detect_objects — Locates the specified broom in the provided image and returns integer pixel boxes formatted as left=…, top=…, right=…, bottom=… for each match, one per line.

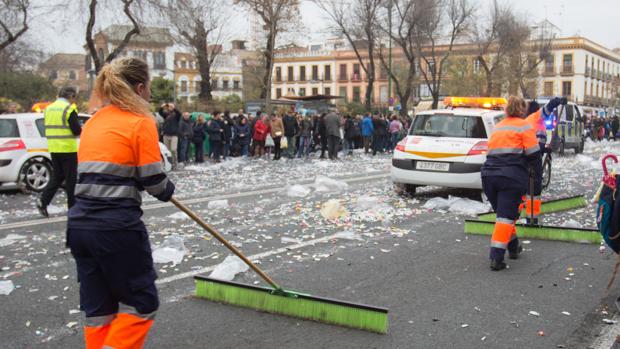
left=170, top=197, right=389, bottom=333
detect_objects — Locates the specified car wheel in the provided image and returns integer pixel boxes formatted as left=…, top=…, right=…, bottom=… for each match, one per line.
left=541, top=155, right=552, bottom=190
left=395, top=183, right=418, bottom=196
left=20, top=157, right=52, bottom=192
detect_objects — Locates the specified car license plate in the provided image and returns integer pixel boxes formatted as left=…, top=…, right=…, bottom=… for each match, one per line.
left=416, top=161, right=450, bottom=172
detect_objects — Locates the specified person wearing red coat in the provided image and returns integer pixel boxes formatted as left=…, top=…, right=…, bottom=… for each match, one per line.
left=253, top=115, right=271, bottom=158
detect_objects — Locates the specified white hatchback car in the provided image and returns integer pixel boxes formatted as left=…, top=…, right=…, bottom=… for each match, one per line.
left=0, top=113, right=173, bottom=192
left=391, top=97, right=507, bottom=194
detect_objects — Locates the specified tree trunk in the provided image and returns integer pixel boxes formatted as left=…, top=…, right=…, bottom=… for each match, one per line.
left=260, top=28, right=275, bottom=101
left=431, top=91, right=439, bottom=109
left=193, top=26, right=213, bottom=102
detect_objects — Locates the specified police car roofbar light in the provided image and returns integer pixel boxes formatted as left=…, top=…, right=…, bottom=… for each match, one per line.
left=443, top=97, right=508, bottom=110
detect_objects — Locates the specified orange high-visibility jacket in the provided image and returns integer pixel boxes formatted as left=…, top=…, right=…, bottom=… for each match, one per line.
left=481, top=116, right=541, bottom=186
left=68, top=105, right=174, bottom=230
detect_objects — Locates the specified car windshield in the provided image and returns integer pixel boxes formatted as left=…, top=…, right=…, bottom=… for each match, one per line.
left=409, top=114, right=487, bottom=138
left=0, top=119, right=19, bottom=137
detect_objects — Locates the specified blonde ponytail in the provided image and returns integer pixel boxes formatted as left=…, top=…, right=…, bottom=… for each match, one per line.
left=90, top=58, right=153, bottom=117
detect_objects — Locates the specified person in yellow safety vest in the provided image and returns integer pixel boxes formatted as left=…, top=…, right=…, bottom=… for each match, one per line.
left=522, top=97, right=567, bottom=225
left=36, top=86, right=82, bottom=217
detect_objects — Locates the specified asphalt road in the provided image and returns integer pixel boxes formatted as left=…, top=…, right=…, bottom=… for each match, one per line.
left=1, top=148, right=619, bottom=348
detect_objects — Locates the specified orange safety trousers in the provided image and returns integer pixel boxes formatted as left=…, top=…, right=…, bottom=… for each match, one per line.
left=85, top=312, right=154, bottom=349
left=519, top=195, right=542, bottom=218
left=490, top=218, right=517, bottom=250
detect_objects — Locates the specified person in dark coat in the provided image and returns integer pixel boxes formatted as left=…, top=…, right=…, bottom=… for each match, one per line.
left=159, top=103, right=181, bottom=169
left=233, top=116, right=251, bottom=157
left=192, top=115, right=207, bottom=163
left=371, top=115, right=384, bottom=155
left=177, top=112, right=194, bottom=164
left=612, top=115, right=619, bottom=141
left=207, top=113, right=224, bottom=162
left=222, top=111, right=233, bottom=160
left=325, top=111, right=341, bottom=160
left=317, top=114, right=328, bottom=158
left=343, top=115, right=356, bottom=156
left=282, top=112, right=299, bottom=158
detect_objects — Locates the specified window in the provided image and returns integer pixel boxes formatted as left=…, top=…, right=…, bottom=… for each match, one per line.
left=287, top=66, right=294, bottom=81
left=339, top=86, right=347, bottom=101
left=153, top=52, right=166, bottom=69
left=312, top=87, right=318, bottom=95
left=564, top=105, right=574, bottom=122
left=35, top=118, right=45, bottom=136
left=299, top=87, right=306, bottom=96
left=223, top=80, right=229, bottom=89
left=352, top=86, right=361, bottom=102
left=0, top=119, right=19, bottom=137
left=427, top=59, right=435, bottom=74
left=353, top=64, right=360, bottom=80
left=473, top=58, right=481, bottom=73
left=544, top=82, right=554, bottom=96
left=276, top=67, right=282, bottom=82
left=211, top=79, right=218, bottom=89
left=49, top=70, right=57, bottom=80
left=562, top=81, right=572, bottom=97
left=562, top=54, right=573, bottom=73
left=325, top=65, right=331, bottom=81
left=276, top=88, right=282, bottom=98
left=584, top=81, right=587, bottom=96
left=379, top=66, right=387, bottom=79
left=181, top=80, right=188, bottom=93
left=69, top=70, right=76, bottom=80
left=324, top=87, right=331, bottom=96
left=339, top=64, right=347, bottom=80
left=181, top=60, right=187, bottom=69
left=233, top=80, right=240, bottom=89
left=545, top=55, right=554, bottom=74
left=195, top=81, right=201, bottom=94
left=299, top=66, right=306, bottom=81
left=312, top=65, right=318, bottom=80
left=410, top=114, right=487, bottom=138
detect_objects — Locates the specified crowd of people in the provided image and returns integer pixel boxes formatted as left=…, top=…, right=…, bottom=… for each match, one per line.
left=155, top=103, right=412, bottom=169
left=585, top=114, right=620, bottom=141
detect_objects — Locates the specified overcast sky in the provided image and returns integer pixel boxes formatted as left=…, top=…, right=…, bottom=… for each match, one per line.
left=28, top=0, right=620, bottom=55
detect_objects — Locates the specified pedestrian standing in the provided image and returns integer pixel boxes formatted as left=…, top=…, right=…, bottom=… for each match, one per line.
left=36, top=86, right=81, bottom=217
left=343, top=115, right=356, bottom=156
left=253, top=114, right=270, bottom=158
left=233, top=116, right=251, bottom=157
left=67, top=57, right=175, bottom=348
left=248, top=113, right=257, bottom=156
left=282, top=112, right=299, bottom=158
left=371, top=115, right=383, bottom=155
left=361, top=113, right=374, bottom=154
left=296, top=114, right=313, bottom=158
left=192, top=115, right=207, bottom=163
left=325, top=111, right=341, bottom=160
left=270, top=114, right=284, bottom=160
left=317, top=114, right=328, bottom=158
left=207, top=113, right=224, bottom=162
left=160, top=103, right=181, bottom=170
left=482, top=96, right=540, bottom=271
left=389, top=115, right=403, bottom=151
left=177, top=112, right=194, bottom=164
left=222, top=111, right=233, bottom=159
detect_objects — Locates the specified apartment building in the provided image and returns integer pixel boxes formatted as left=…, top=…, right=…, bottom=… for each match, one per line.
left=39, top=53, right=88, bottom=93
left=271, top=49, right=337, bottom=100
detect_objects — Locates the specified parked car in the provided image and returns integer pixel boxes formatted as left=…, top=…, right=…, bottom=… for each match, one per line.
left=536, top=98, right=585, bottom=154
left=0, top=113, right=173, bottom=192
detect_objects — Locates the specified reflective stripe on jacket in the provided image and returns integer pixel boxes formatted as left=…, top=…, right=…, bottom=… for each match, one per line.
left=481, top=116, right=541, bottom=187
left=68, top=105, right=174, bottom=231
left=44, top=99, right=78, bottom=153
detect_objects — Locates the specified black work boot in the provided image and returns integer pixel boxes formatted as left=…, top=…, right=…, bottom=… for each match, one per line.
left=508, top=245, right=523, bottom=260
left=490, top=260, right=507, bottom=271
left=525, top=217, right=540, bottom=226
left=36, top=197, right=49, bottom=218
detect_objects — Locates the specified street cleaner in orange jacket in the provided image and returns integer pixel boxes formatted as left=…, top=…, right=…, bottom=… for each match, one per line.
left=482, top=96, right=541, bottom=271
left=521, top=97, right=568, bottom=225
left=67, top=57, right=175, bottom=348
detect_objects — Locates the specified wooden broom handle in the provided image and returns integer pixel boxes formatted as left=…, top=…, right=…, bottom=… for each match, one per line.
left=170, top=197, right=280, bottom=290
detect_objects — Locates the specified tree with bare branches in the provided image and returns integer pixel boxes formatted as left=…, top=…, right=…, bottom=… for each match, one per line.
left=412, top=0, right=472, bottom=109
left=152, top=0, right=226, bottom=102
left=235, top=0, right=299, bottom=104
left=84, top=0, right=144, bottom=73
left=315, top=0, right=383, bottom=112
left=508, top=21, right=552, bottom=98
left=0, top=0, right=30, bottom=52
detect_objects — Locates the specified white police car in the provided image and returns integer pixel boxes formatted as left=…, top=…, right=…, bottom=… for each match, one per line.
left=392, top=97, right=507, bottom=194
left=0, top=113, right=173, bottom=192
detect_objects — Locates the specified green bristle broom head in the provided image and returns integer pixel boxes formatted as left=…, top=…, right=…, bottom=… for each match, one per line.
left=464, top=219, right=601, bottom=244
left=477, top=195, right=588, bottom=222
left=194, top=276, right=389, bottom=334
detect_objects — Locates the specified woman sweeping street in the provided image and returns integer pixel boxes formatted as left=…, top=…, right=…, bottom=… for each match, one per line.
left=481, top=96, right=541, bottom=271
left=67, top=57, right=175, bottom=348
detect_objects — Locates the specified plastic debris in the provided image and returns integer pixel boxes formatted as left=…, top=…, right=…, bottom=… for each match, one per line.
left=320, top=199, right=348, bottom=220
left=209, top=255, right=249, bottom=281
left=152, top=234, right=187, bottom=266
left=208, top=200, right=229, bottom=210
left=0, top=234, right=27, bottom=247
left=333, top=230, right=364, bottom=241
left=313, top=176, right=349, bottom=193
left=602, top=318, right=617, bottom=325
left=285, top=184, right=311, bottom=198
left=0, top=280, right=15, bottom=295
left=356, top=196, right=380, bottom=211
left=528, top=311, right=540, bottom=317
left=167, top=212, right=189, bottom=220
left=562, top=219, right=582, bottom=228
left=281, top=237, right=302, bottom=244
left=422, top=196, right=490, bottom=215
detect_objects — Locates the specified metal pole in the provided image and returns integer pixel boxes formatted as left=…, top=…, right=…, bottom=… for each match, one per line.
left=387, top=0, right=393, bottom=110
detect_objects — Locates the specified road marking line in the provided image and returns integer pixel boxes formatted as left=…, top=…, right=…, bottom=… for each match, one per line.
left=0, top=173, right=389, bottom=231
left=590, top=315, right=620, bottom=349
left=157, top=232, right=342, bottom=285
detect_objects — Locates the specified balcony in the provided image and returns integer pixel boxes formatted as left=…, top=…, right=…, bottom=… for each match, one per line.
left=543, top=67, right=555, bottom=76
left=585, top=67, right=591, bottom=77
left=561, top=65, right=574, bottom=76
left=351, top=73, right=362, bottom=82
left=338, top=74, right=348, bottom=82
